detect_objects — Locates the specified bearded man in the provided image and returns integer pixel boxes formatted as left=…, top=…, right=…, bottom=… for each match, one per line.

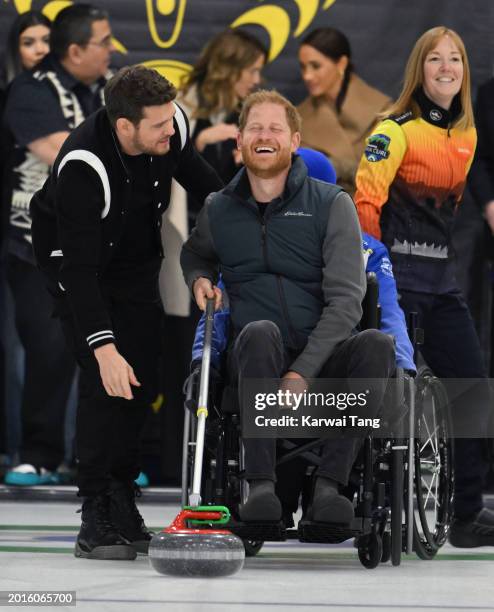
left=30, top=65, right=222, bottom=560
left=180, top=90, right=395, bottom=527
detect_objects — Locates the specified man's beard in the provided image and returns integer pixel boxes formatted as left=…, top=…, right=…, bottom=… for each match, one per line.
left=132, top=132, right=170, bottom=156
left=242, top=145, right=292, bottom=179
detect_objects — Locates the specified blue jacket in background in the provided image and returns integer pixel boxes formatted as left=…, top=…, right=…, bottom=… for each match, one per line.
left=192, top=233, right=416, bottom=372
left=362, top=233, right=415, bottom=371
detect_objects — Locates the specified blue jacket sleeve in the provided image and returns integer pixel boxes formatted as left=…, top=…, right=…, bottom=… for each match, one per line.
left=191, top=278, right=229, bottom=370
left=364, top=237, right=416, bottom=372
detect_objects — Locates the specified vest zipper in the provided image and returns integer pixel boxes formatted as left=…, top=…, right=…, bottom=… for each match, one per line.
left=276, top=275, right=298, bottom=349
left=260, top=218, right=268, bottom=268
left=260, top=214, right=298, bottom=348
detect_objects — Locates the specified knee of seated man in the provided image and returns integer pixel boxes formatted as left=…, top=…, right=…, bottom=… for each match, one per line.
left=358, top=329, right=396, bottom=364
left=241, top=320, right=282, bottom=347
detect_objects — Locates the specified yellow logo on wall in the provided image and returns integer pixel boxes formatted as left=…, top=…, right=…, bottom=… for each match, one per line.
left=142, top=0, right=337, bottom=82
left=144, top=0, right=337, bottom=62
left=12, top=0, right=337, bottom=83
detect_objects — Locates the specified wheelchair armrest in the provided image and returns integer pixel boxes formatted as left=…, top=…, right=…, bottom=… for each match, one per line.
left=361, top=272, right=381, bottom=330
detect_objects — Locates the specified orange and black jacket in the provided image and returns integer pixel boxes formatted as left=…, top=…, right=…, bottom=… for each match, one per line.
left=355, top=88, right=476, bottom=293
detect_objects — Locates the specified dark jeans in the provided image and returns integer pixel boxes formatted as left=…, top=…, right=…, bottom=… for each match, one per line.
left=229, top=321, right=395, bottom=486
left=7, top=255, right=75, bottom=469
left=60, top=298, right=162, bottom=497
left=399, top=289, right=491, bottom=519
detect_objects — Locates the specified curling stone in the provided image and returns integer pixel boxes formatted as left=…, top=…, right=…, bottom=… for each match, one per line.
left=149, top=508, right=245, bottom=577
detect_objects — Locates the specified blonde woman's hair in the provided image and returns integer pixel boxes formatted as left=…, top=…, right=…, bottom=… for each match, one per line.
left=180, top=29, right=267, bottom=119
left=384, top=26, right=474, bottom=130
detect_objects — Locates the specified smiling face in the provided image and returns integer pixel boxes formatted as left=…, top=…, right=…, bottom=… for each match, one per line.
left=298, top=44, right=347, bottom=101
left=422, top=35, right=463, bottom=109
left=238, top=102, right=300, bottom=179
left=19, top=24, right=50, bottom=70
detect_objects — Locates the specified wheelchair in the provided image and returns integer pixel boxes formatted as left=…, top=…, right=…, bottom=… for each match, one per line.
left=181, top=275, right=454, bottom=569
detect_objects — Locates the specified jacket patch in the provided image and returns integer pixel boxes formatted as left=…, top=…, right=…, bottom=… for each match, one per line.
left=429, top=109, right=442, bottom=122
left=390, top=111, right=413, bottom=125
left=284, top=211, right=313, bottom=217
left=364, top=134, right=391, bottom=162
left=380, top=256, right=394, bottom=277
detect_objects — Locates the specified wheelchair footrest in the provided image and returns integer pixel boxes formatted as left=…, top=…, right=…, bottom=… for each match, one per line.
left=227, top=520, right=286, bottom=541
left=298, top=518, right=364, bottom=544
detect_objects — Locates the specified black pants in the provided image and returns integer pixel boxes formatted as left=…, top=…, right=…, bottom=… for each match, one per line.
left=400, top=289, right=491, bottom=519
left=6, top=255, right=75, bottom=470
left=61, top=297, right=162, bottom=497
left=229, top=321, right=395, bottom=486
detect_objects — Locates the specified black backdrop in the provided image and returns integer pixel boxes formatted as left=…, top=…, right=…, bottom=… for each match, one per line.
left=1, top=0, right=493, bottom=103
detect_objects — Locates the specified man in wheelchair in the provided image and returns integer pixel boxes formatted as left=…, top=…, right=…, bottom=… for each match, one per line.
left=181, top=90, right=397, bottom=526
left=190, top=236, right=416, bottom=526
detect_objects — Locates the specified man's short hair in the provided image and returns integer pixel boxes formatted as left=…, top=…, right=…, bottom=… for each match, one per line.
left=50, top=4, right=109, bottom=60
left=104, top=65, right=177, bottom=127
left=239, top=89, right=302, bottom=134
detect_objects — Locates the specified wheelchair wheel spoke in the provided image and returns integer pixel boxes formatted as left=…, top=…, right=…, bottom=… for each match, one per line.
left=421, top=416, right=439, bottom=455
left=422, top=471, right=439, bottom=511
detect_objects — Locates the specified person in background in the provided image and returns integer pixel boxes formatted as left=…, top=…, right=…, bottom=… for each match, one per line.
left=469, top=77, right=494, bottom=239
left=179, top=28, right=267, bottom=183
left=1, top=11, right=51, bottom=86
left=355, top=26, right=494, bottom=547
left=297, top=27, right=390, bottom=194
left=468, top=76, right=494, bottom=377
left=2, top=4, right=114, bottom=486
left=0, top=10, right=51, bottom=479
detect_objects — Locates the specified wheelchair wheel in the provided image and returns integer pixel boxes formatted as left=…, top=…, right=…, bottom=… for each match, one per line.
left=357, top=531, right=382, bottom=569
left=412, top=367, right=453, bottom=560
left=243, top=540, right=264, bottom=557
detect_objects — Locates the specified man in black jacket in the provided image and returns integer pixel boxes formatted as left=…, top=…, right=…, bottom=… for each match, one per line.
left=3, top=3, right=114, bottom=487
left=31, top=65, right=223, bottom=560
left=181, top=90, right=395, bottom=526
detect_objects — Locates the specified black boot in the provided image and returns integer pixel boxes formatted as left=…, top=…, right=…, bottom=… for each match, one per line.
left=75, top=493, right=136, bottom=560
left=109, top=482, right=154, bottom=554
left=306, top=476, right=354, bottom=525
left=449, top=508, right=494, bottom=548
left=239, top=479, right=282, bottom=522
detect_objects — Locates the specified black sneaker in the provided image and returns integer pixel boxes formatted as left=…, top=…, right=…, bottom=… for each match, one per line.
left=449, top=508, right=494, bottom=548
left=75, top=494, right=136, bottom=560
left=305, top=477, right=354, bottom=525
left=238, top=480, right=282, bottom=522
left=109, top=482, right=154, bottom=554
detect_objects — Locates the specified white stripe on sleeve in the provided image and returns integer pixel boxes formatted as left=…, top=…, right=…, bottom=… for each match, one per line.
left=58, top=149, right=111, bottom=219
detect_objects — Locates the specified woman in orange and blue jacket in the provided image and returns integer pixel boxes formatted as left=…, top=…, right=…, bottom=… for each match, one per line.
left=355, top=26, right=493, bottom=548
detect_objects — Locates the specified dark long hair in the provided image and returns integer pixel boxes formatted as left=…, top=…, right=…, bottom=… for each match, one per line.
left=4, top=11, right=51, bottom=84
left=300, top=27, right=354, bottom=113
